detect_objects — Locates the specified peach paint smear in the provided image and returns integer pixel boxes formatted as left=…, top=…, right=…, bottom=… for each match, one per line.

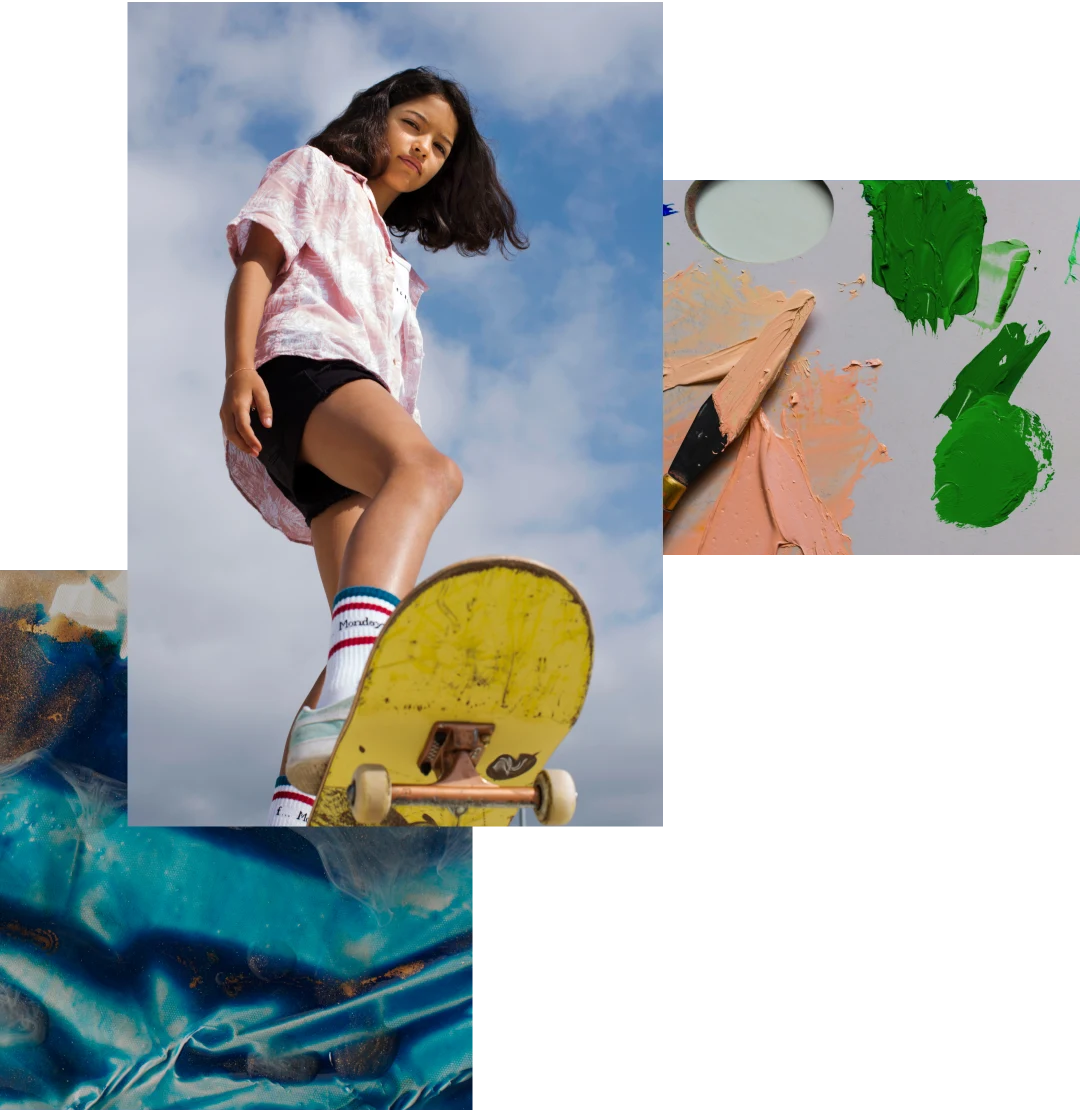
left=670, top=357, right=890, bottom=555
left=663, top=259, right=788, bottom=390
left=781, top=357, right=892, bottom=529
left=663, top=257, right=788, bottom=544
left=664, top=259, right=891, bottom=553
left=695, top=411, right=848, bottom=554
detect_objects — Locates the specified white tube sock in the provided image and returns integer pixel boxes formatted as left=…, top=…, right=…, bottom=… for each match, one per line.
left=267, top=777, right=314, bottom=826
left=315, top=586, right=399, bottom=708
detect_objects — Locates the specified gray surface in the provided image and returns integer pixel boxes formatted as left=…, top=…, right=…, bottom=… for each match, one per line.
left=663, top=180, right=1080, bottom=554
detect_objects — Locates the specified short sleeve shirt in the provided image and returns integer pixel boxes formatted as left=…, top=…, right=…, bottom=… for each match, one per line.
left=224, top=146, right=428, bottom=544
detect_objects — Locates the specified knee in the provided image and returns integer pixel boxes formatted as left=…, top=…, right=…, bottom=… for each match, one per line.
left=398, top=448, right=462, bottom=509
left=431, top=451, right=463, bottom=509
left=441, top=454, right=464, bottom=504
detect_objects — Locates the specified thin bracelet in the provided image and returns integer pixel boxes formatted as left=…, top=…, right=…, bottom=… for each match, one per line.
left=225, top=367, right=256, bottom=380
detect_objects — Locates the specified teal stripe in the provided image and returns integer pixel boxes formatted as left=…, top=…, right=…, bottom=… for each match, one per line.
left=274, top=776, right=290, bottom=787
left=0, top=221, right=123, bottom=232
left=333, top=582, right=399, bottom=608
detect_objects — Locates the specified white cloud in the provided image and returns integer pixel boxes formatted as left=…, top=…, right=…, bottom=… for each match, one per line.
left=129, top=5, right=392, bottom=153
left=393, top=3, right=663, bottom=119
left=128, top=3, right=662, bottom=154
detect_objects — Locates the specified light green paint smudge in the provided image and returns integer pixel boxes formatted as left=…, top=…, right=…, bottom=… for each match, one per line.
left=1067, top=219, right=1079, bottom=284
left=860, top=180, right=986, bottom=333
left=969, top=239, right=1030, bottom=329
left=933, top=323, right=1054, bottom=528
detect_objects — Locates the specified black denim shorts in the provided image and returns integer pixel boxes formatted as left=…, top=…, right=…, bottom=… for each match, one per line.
left=254, top=355, right=389, bottom=526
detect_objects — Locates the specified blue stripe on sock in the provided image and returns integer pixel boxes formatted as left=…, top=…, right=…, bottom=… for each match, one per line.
left=333, top=585, right=400, bottom=608
left=275, top=776, right=290, bottom=788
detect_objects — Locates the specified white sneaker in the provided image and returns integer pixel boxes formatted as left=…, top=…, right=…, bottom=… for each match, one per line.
left=284, top=695, right=353, bottom=795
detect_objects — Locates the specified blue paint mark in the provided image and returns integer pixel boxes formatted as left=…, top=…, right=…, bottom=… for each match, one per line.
left=662, top=203, right=677, bottom=217
left=946, top=182, right=953, bottom=191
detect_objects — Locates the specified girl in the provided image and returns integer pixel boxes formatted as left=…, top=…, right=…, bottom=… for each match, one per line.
left=220, top=68, right=527, bottom=825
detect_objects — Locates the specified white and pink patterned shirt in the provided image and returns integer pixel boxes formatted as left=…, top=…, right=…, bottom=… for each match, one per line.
left=225, top=145, right=428, bottom=544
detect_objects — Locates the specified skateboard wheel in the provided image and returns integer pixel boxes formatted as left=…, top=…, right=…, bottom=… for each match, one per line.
left=534, top=769, right=576, bottom=826
left=348, top=764, right=392, bottom=825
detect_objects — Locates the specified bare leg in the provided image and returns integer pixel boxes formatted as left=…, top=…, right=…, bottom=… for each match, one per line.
left=278, top=380, right=461, bottom=785
left=277, top=494, right=371, bottom=778
left=297, top=379, right=463, bottom=598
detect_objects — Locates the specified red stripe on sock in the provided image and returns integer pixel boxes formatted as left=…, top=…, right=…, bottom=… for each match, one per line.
left=332, top=600, right=393, bottom=619
left=327, top=635, right=377, bottom=658
left=273, top=789, right=315, bottom=804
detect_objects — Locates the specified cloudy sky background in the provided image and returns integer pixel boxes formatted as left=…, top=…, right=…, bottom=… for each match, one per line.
left=127, top=2, right=662, bottom=826
left=124, top=2, right=666, bottom=826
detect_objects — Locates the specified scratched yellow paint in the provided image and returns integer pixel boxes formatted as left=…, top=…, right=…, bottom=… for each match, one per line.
left=308, top=559, right=592, bottom=827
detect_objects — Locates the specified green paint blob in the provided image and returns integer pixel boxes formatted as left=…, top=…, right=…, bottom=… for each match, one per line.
left=860, top=180, right=986, bottom=332
left=937, top=321, right=1051, bottom=420
left=933, top=395, right=1053, bottom=527
left=970, top=239, right=1030, bottom=329
left=933, top=322, right=1054, bottom=528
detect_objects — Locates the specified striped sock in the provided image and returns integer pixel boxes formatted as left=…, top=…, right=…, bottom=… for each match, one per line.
left=267, top=776, right=314, bottom=826
left=315, top=586, right=399, bottom=708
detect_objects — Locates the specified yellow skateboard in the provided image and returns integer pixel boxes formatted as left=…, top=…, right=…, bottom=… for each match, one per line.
left=307, top=558, right=593, bottom=827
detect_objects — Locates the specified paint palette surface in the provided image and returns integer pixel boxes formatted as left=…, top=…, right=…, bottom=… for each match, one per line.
left=663, top=180, right=1079, bottom=554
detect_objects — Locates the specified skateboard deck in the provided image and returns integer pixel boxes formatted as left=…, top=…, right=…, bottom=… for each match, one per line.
left=307, top=557, right=593, bottom=827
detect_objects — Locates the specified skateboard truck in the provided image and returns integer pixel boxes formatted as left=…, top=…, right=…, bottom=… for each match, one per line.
left=344, top=721, right=577, bottom=825
left=417, top=722, right=494, bottom=780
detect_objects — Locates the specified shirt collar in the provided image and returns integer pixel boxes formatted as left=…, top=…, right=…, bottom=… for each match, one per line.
left=331, top=157, right=369, bottom=186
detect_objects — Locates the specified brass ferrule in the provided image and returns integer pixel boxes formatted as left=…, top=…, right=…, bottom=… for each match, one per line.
left=662, top=473, right=687, bottom=512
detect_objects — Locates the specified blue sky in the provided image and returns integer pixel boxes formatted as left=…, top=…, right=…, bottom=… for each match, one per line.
left=127, top=2, right=661, bottom=826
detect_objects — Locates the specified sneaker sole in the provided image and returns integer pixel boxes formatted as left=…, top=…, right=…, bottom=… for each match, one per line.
left=285, top=753, right=331, bottom=796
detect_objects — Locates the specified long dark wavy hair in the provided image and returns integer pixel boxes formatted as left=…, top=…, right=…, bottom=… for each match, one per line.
left=307, top=67, right=528, bottom=257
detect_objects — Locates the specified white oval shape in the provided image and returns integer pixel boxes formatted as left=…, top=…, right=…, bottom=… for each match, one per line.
left=687, top=180, right=834, bottom=264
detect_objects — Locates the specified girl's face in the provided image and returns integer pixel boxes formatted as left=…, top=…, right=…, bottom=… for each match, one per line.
left=379, top=95, right=459, bottom=194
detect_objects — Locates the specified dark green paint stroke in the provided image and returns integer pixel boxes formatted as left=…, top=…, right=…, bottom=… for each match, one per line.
left=933, top=396, right=1053, bottom=527
left=861, top=180, right=986, bottom=332
left=933, top=323, right=1054, bottom=528
left=937, top=321, right=1051, bottom=420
